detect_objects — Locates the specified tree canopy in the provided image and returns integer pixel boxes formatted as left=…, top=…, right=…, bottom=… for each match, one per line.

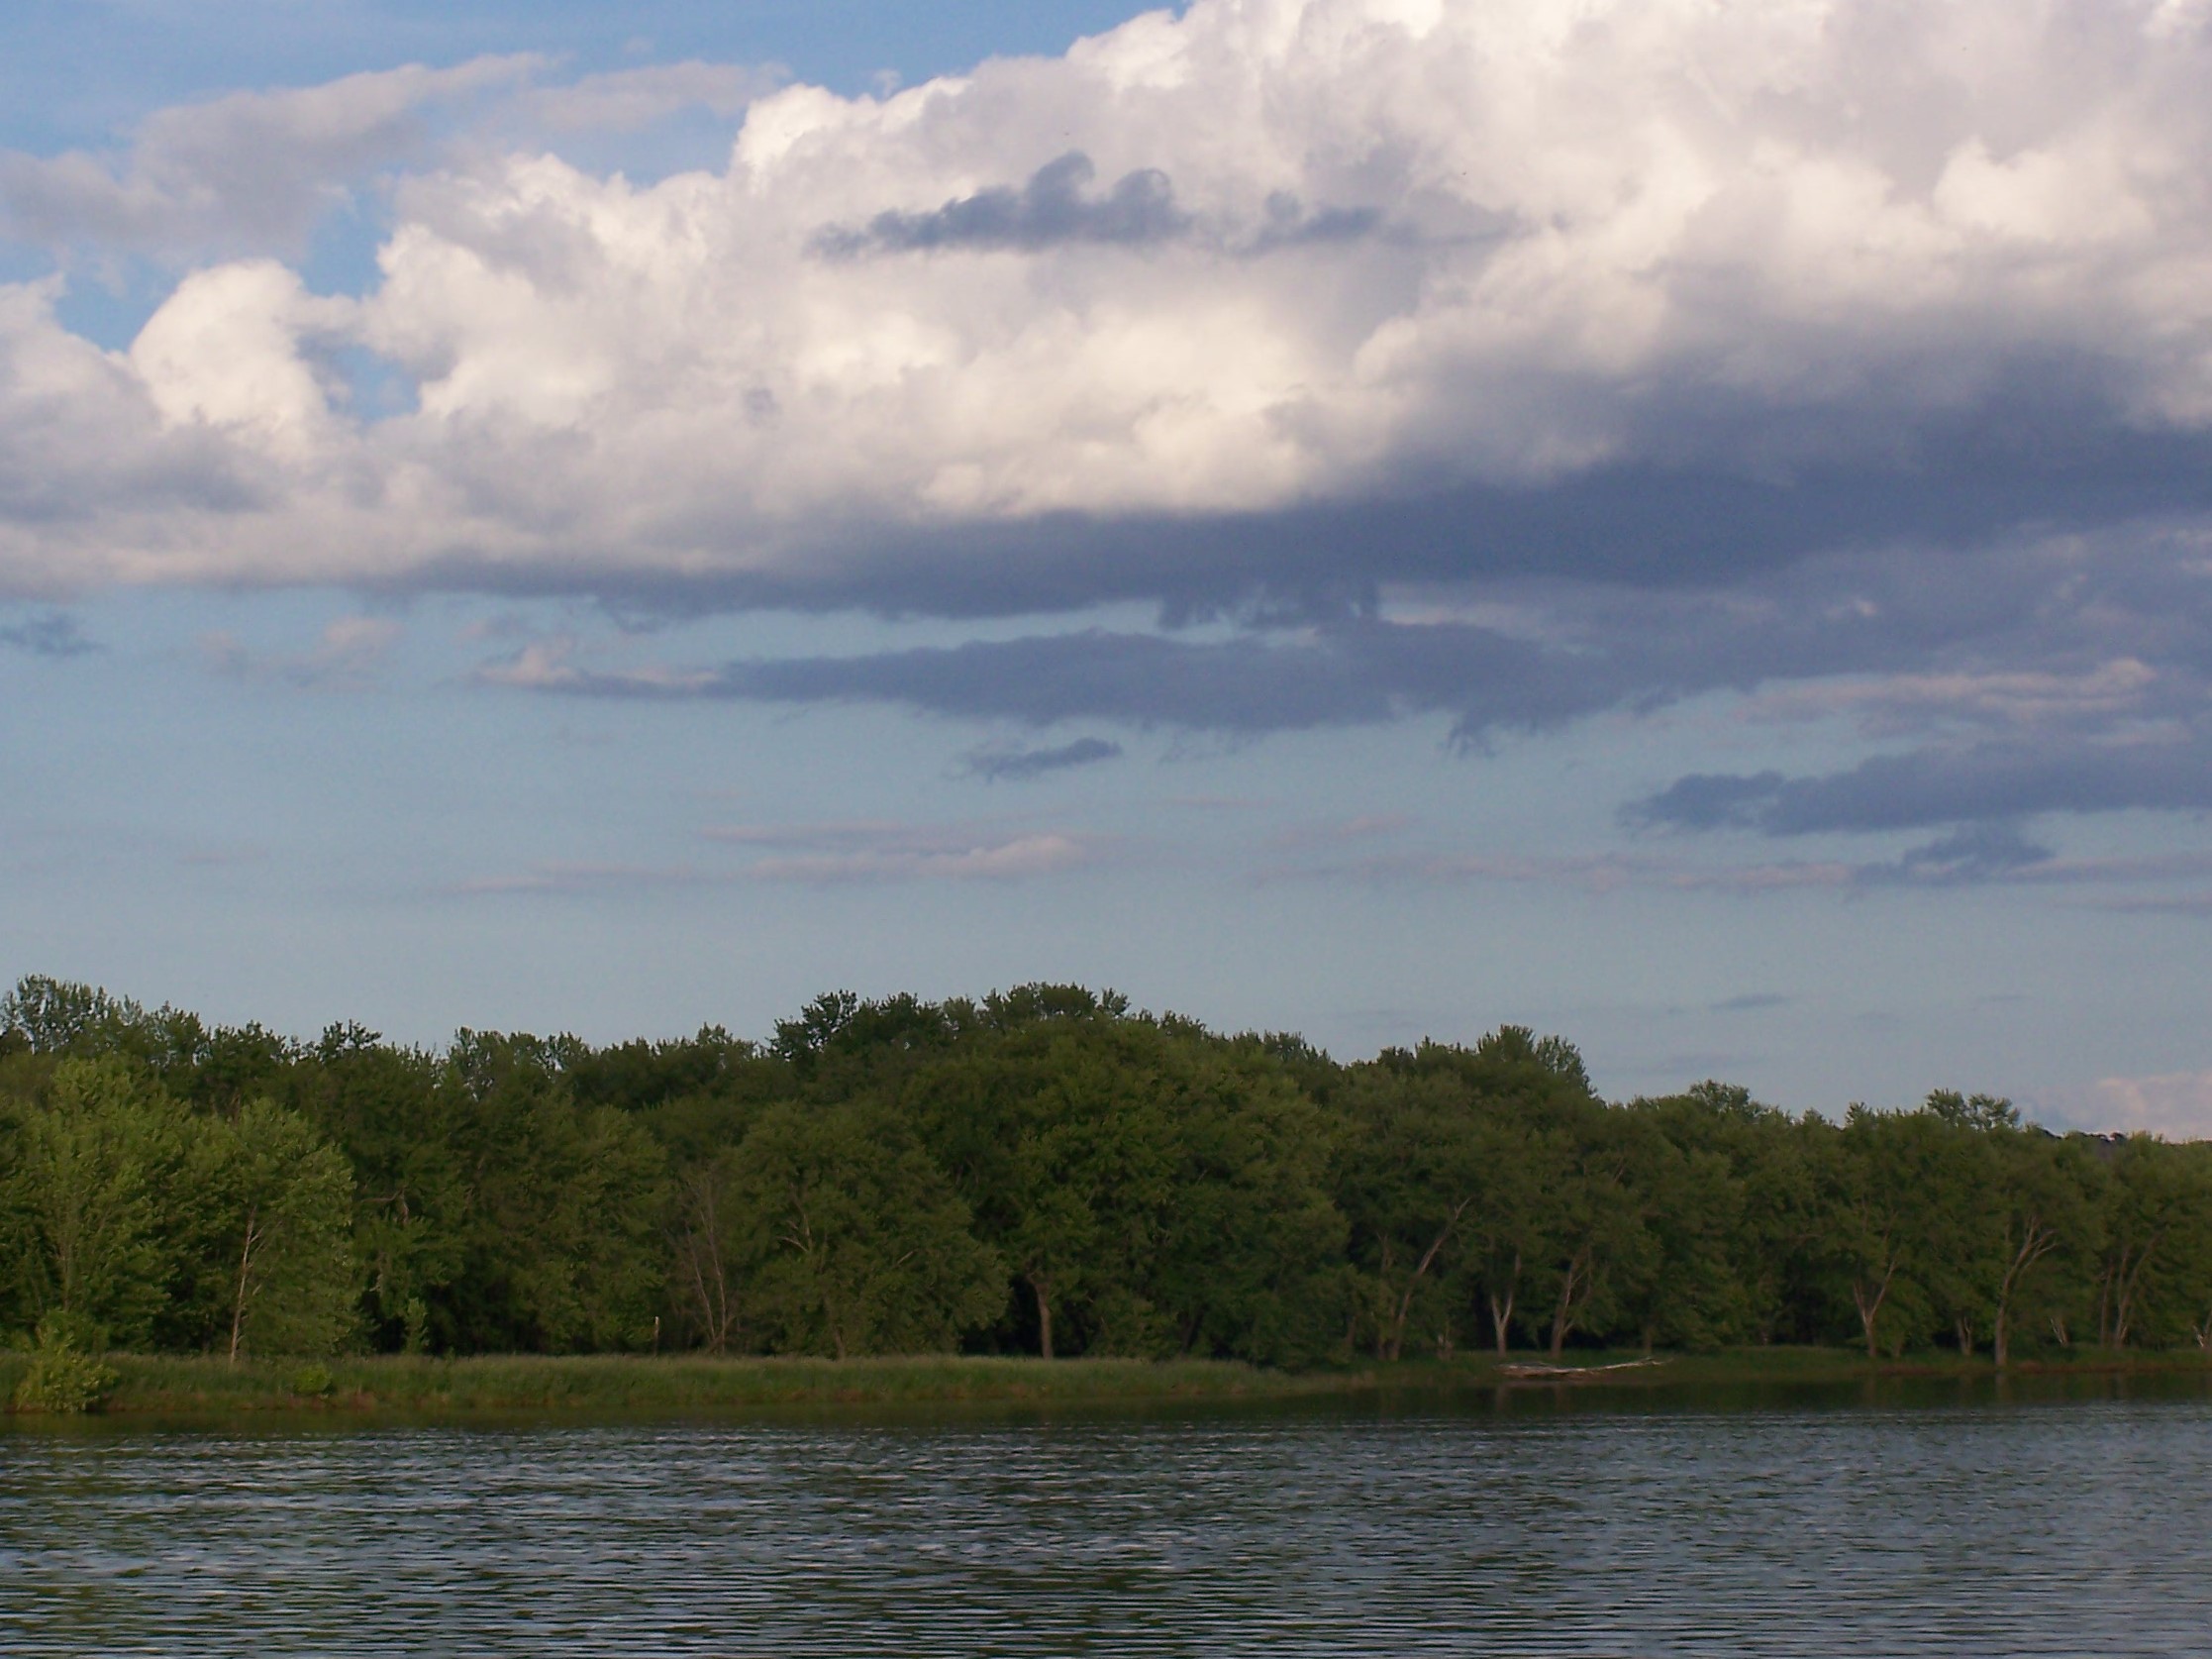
left=4, top=976, right=2208, bottom=1365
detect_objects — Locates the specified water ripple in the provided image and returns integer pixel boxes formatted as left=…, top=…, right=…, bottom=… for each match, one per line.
left=3, top=1399, right=2208, bottom=1655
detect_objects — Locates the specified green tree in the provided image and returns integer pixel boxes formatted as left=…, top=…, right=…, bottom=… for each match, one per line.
left=0, top=1058, right=183, bottom=1349
left=1, top=977, right=152, bottom=1058
left=288, top=1027, right=468, bottom=1352
left=1336, top=1029, right=1603, bottom=1361
left=904, top=1015, right=1178, bottom=1359
left=1985, top=1130, right=2090, bottom=1367
left=1818, top=1108, right=1942, bottom=1358
left=1143, top=1044, right=1346, bottom=1366
left=196, top=1099, right=357, bottom=1360
left=726, top=1101, right=1001, bottom=1358
left=1631, top=1086, right=1819, bottom=1346
left=441, top=1032, right=666, bottom=1352
left=667, top=1154, right=748, bottom=1354
left=1335, top=1063, right=1488, bottom=1361
left=2085, top=1136, right=2200, bottom=1348
left=1530, top=1103, right=1658, bottom=1358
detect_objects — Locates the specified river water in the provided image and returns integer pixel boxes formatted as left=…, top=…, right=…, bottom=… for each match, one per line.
left=4, top=1382, right=2209, bottom=1655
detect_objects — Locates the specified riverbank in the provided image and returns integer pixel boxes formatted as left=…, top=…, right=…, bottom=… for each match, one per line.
left=3, top=1352, right=1355, bottom=1416
left=5, top=1345, right=2208, bottom=1418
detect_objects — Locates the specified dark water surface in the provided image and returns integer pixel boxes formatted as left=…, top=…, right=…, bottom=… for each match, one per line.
left=5, top=1383, right=2210, bottom=1655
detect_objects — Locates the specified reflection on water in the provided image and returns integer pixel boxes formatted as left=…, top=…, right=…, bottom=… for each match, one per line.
left=4, top=1383, right=2210, bottom=1655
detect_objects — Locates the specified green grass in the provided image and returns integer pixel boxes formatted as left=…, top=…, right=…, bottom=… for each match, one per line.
left=0, top=1351, right=1375, bottom=1417
left=2, top=1345, right=2204, bottom=1419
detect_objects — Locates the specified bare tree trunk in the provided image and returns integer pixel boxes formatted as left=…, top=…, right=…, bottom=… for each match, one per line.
left=1549, top=1248, right=1589, bottom=1360
left=679, top=1234, right=732, bottom=1353
left=1489, top=1277, right=1517, bottom=1357
left=1853, top=1262, right=1895, bottom=1361
left=1371, top=1241, right=1395, bottom=1360
left=676, top=1174, right=737, bottom=1354
left=1386, top=1205, right=1467, bottom=1363
left=1031, top=1273, right=1055, bottom=1360
left=1992, top=1216, right=2056, bottom=1370
left=1954, top=1315, right=1974, bottom=1358
left=229, top=1206, right=261, bottom=1366
left=2110, top=1243, right=2158, bottom=1350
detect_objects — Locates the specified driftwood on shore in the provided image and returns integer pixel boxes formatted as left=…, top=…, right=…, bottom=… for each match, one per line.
left=1495, top=1358, right=1667, bottom=1381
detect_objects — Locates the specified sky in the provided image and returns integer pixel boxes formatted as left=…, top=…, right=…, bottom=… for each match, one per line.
left=5, top=0, right=2212, bottom=1135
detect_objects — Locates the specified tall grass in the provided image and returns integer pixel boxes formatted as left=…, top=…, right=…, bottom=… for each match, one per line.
left=2, top=1345, right=2202, bottom=1418
left=0, top=1352, right=1374, bottom=1416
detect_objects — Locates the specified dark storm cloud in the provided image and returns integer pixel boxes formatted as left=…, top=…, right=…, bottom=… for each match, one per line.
left=812, top=153, right=1190, bottom=257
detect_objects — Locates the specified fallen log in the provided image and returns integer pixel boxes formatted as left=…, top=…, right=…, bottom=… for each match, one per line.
left=1496, top=1357, right=1666, bottom=1381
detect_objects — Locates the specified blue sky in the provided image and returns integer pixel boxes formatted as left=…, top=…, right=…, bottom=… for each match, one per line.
left=5, top=0, right=2212, bottom=1133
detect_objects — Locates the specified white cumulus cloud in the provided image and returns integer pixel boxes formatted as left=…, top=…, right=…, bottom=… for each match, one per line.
left=3, top=0, right=2212, bottom=604
left=2047, top=1068, right=2212, bottom=1140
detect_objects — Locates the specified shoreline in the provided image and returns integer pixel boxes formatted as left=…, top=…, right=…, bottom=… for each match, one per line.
left=7, top=1347, right=2209, bottom=1421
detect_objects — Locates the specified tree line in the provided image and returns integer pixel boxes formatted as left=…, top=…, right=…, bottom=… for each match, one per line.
left=3, top=975, right=2209, bottom=1366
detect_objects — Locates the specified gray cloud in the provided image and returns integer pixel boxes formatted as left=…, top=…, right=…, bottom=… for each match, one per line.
left=491, top=519, right=2212, bottom=736
left=2095, top=892, right=2212, bottom=916
left=472, top=512, right=2212, bottom=853
left=446, top=862, right=716, bottom=897
left=0, top=612, right=96, bottom=658
left=515, top=61, right=780, bottom=134
left=0, top=57, right=539, bottom=260
left=699, top=818, right=1103, bottom=883
left=810, top=157, right=1392, bottom=263
left=812, top=152, right=1189, bottom=258
left=452, top=817, right=1106, bottom=892
left=391, top=411, right=2212, bottom=627
left=507, top=621, right=1600, bottom=737
left=1291, top=823, right=2200, bottom=897
left=961, top=737, right=1123, bottom=781
left=203, top=616, right=402, bottom=690
left=1857, top=822, right=2059, bottom=886
left=1246, top=191, right=1387, bottom=253
left=1630, top=734, right=2212, bottom=837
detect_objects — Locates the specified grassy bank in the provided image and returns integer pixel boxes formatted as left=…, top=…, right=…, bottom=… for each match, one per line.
left=5, top=1346, right=2207, bottom=1419
left=0, top=1351, right=1368, bottom=1417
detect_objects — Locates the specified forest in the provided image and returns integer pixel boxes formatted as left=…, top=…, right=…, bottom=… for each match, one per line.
left=3, top=975, right=2210, bottom=1370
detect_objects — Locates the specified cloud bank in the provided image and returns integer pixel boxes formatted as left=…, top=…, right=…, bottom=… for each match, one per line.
left=2, top=0, right=2209, bottom=600
left=6, top=0, right=2212, bottom=854
left=2043, top=1068, right=2212, bottom=1138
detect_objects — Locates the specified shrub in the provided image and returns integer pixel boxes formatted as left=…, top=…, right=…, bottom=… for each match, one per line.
left=289, top=1363, right=336, bottom=1399
left=13, top=1339, right=118, bottom=1414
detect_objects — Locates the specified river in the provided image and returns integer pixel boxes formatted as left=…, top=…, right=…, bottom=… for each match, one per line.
left=4, top=1381, right=2208, bottom=1655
